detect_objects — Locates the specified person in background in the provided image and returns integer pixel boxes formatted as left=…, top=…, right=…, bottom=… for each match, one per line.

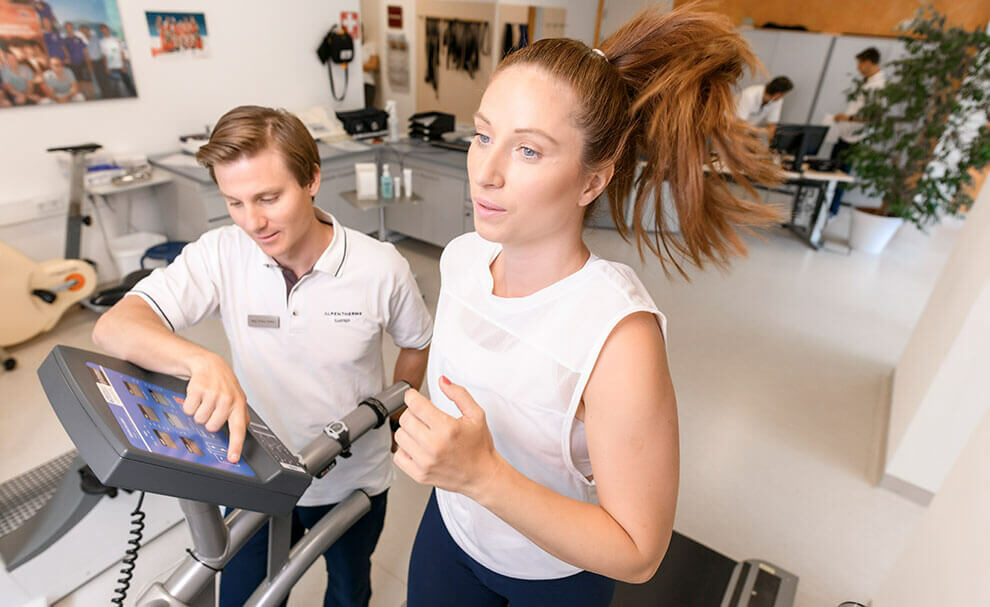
left=735, top=75, right=793, bottom=140
left=79, top=25, right=108, bottom=98
left=1, top=57, right=45, bottom=105
left=62, top=22, right=93, bottom=98
left=0, top=48, right=13, bottom=107
left=40, top=17, right=66, bottom=63
left=32, top=0, right=58, bottom=29
left=98, top=23, right=135, bottom=97
left=25, top=42, right=49, bottom=74
left=829, top=46, right=885, bottom=217
left=361, top=25, right=379, bottom=108
left=42, top=56, right=84, bottom=103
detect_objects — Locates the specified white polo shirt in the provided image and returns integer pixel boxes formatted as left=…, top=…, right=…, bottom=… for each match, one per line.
left=736, top=84, right=783, bottom=126
left=128, top=208, right=433, bottom=506
left=836, top=70, right=886, bottom=144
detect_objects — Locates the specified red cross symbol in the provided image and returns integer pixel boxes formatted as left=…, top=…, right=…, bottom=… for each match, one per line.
left=340, top=11, right=359, bottom=40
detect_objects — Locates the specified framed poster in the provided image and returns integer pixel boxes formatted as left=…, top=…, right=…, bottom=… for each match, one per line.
left=146, top=11, right=208, bottom=58
left=0, top=0, right=135, bottom=108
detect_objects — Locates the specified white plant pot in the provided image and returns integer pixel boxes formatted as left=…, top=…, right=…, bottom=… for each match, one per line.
left=849, top=207, right=904, bottom=254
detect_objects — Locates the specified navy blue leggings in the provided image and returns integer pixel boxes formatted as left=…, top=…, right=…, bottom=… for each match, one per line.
left=219, top=490, right=388, bottom=607
left=407, top=491, right=615, bottom=607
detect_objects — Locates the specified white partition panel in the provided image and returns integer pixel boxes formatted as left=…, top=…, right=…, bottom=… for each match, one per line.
left=739, top=29, right=834, bottom=125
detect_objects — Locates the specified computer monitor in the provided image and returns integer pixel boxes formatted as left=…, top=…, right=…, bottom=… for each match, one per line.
left=770, top=124, right=830, bottom=170
left=799, top=125, right=829, bottom=157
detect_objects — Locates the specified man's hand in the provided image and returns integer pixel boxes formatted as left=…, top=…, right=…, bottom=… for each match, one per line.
left=183, top=351, right=250, bottom=462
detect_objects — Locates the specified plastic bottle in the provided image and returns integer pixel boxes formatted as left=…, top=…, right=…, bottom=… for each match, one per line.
left=381, top=164, right=394, bottom=199
left=386, top=100, right=400, bottom=143
left=403, top=168, right=413, bottom=198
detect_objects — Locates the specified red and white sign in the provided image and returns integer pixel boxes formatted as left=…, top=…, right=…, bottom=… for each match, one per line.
left=340, top=11, right=359, bottom=40
left=387, top=6, right=403, bottom=29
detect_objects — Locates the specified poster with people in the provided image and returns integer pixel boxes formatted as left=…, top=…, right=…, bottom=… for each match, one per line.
left=146, top=11, right=207, bottom=58
left=0, top=0, right=136, bottom=108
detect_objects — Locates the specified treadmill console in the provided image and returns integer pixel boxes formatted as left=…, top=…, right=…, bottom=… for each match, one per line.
left=38, top=345, right=311, bottom=514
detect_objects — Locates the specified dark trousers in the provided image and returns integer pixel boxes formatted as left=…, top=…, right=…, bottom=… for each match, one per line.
left=407, top=491, right=616, bottom=607
left=109, top=68, right=136, bottom=97
left=364, top=83, right=376, bottom=108
left=220, top=490, right=388, bottom=607
left=829, top=139, right=855, bottom=215
left=92, top=61, right=112, bottom=98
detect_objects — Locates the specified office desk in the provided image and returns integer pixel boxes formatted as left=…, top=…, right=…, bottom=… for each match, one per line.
left=780, top=168, right=854, bottom=250
left=709, top=162, right=854, bottom=249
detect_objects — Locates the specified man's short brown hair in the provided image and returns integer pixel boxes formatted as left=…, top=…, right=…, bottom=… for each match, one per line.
left=196, top=105, right=319, bottom=187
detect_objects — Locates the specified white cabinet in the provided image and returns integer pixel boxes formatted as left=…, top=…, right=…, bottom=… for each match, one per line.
left=385, top=159, right=468, bottom=247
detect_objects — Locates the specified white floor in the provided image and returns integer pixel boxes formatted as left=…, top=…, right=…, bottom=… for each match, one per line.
left=0, top=207, right=963, bottom=606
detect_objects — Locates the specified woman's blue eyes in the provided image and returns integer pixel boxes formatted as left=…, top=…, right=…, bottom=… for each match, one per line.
left=473, top=133, right=540, bottom=159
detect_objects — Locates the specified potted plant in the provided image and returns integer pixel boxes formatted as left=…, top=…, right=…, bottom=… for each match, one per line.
left=843, top=6, right=990, bottom=253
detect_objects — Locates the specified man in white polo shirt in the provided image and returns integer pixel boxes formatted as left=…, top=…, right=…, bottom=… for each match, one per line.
left=92, top=105, right=433, bottom=607
left=736, top=75, right=794, bottom=139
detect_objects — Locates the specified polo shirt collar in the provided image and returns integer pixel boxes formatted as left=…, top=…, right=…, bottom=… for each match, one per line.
left=312, top=207, right=348, bottom=277
left=259, top=206, right=348, bottom=278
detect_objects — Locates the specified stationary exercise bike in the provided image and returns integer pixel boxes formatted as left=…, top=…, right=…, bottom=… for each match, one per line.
left=0, top=144, right=102, bottom=371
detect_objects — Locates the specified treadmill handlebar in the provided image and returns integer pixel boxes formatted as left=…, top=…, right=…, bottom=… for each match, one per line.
left=299, top=381, right=410, bottom=478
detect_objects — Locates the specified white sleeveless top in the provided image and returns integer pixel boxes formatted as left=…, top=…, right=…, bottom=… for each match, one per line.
left=429, top=232, right=666, bottom=579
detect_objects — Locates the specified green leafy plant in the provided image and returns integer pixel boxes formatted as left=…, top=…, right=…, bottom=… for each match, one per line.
left=845, top=6, right=989, bottom=228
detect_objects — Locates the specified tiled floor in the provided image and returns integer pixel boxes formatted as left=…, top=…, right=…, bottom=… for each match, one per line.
left=1, top=207, right=963, bottom=606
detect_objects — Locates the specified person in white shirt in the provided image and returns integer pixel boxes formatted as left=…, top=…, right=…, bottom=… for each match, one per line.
left=362, top=39, right=379, bottom=108
left=97, top=23, right=135, bottom=97
left=829, top=46, right=886, bottom=216
left=92, top=106, right=433, bottom=607
left=392, top=6, right=782, bottom=607
left=735, top=75, right=793, bottom=139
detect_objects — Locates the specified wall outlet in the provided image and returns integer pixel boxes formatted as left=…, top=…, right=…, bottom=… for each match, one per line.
left=0, top=196, right=67, bottom=227
left=36, top=198, right=67, bottom=216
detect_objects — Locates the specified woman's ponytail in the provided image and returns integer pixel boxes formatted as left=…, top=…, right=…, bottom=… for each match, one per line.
left=499, top=4, right=783, bottom=276
left=600, top=5, right=783, bottom=275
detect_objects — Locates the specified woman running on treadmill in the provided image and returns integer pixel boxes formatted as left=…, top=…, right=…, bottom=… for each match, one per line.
left=394, top=5, right=782, bottom=606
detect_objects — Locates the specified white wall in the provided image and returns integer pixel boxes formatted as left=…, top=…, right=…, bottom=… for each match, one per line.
left=600, top=0, right=673, bottom=42
left=368, top=0, right=599, bottom=136
left=0, top=0, right=363, bottom=272
left=883, top=177, right=990, bottom=495
left=370, top=0, right=417, bottom=133
left=873, top=407, right=990, bottom=605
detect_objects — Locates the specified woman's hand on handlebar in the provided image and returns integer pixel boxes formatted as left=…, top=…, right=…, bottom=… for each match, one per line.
left=393, top=376, right=504, bottom=501
left=183, top=351, right=250, bottom=463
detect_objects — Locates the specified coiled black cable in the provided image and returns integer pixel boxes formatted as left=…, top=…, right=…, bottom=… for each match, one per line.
left=111, top=491, right=146, bottom=606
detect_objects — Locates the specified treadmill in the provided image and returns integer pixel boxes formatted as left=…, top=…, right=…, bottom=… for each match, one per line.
left=612, top=530, right=798, bottom=606
left=30, top=344, right=409, bottom=606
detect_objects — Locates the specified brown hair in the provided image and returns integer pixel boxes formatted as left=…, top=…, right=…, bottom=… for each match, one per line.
left=196, top=105, right=320, bottom=188
left=496, top=4, right=782, bottom=276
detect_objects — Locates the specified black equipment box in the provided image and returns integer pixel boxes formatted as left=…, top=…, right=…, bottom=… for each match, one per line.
left=409, top=111, right=455, bottom=142
left=335, top=108, right=389, bottom=139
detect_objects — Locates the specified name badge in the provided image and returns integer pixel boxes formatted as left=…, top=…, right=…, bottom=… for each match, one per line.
left=247, top=314, right=280, bottom=329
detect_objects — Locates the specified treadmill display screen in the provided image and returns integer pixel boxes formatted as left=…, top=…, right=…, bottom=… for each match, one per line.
left=86, top=362, right=256, bottom=477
